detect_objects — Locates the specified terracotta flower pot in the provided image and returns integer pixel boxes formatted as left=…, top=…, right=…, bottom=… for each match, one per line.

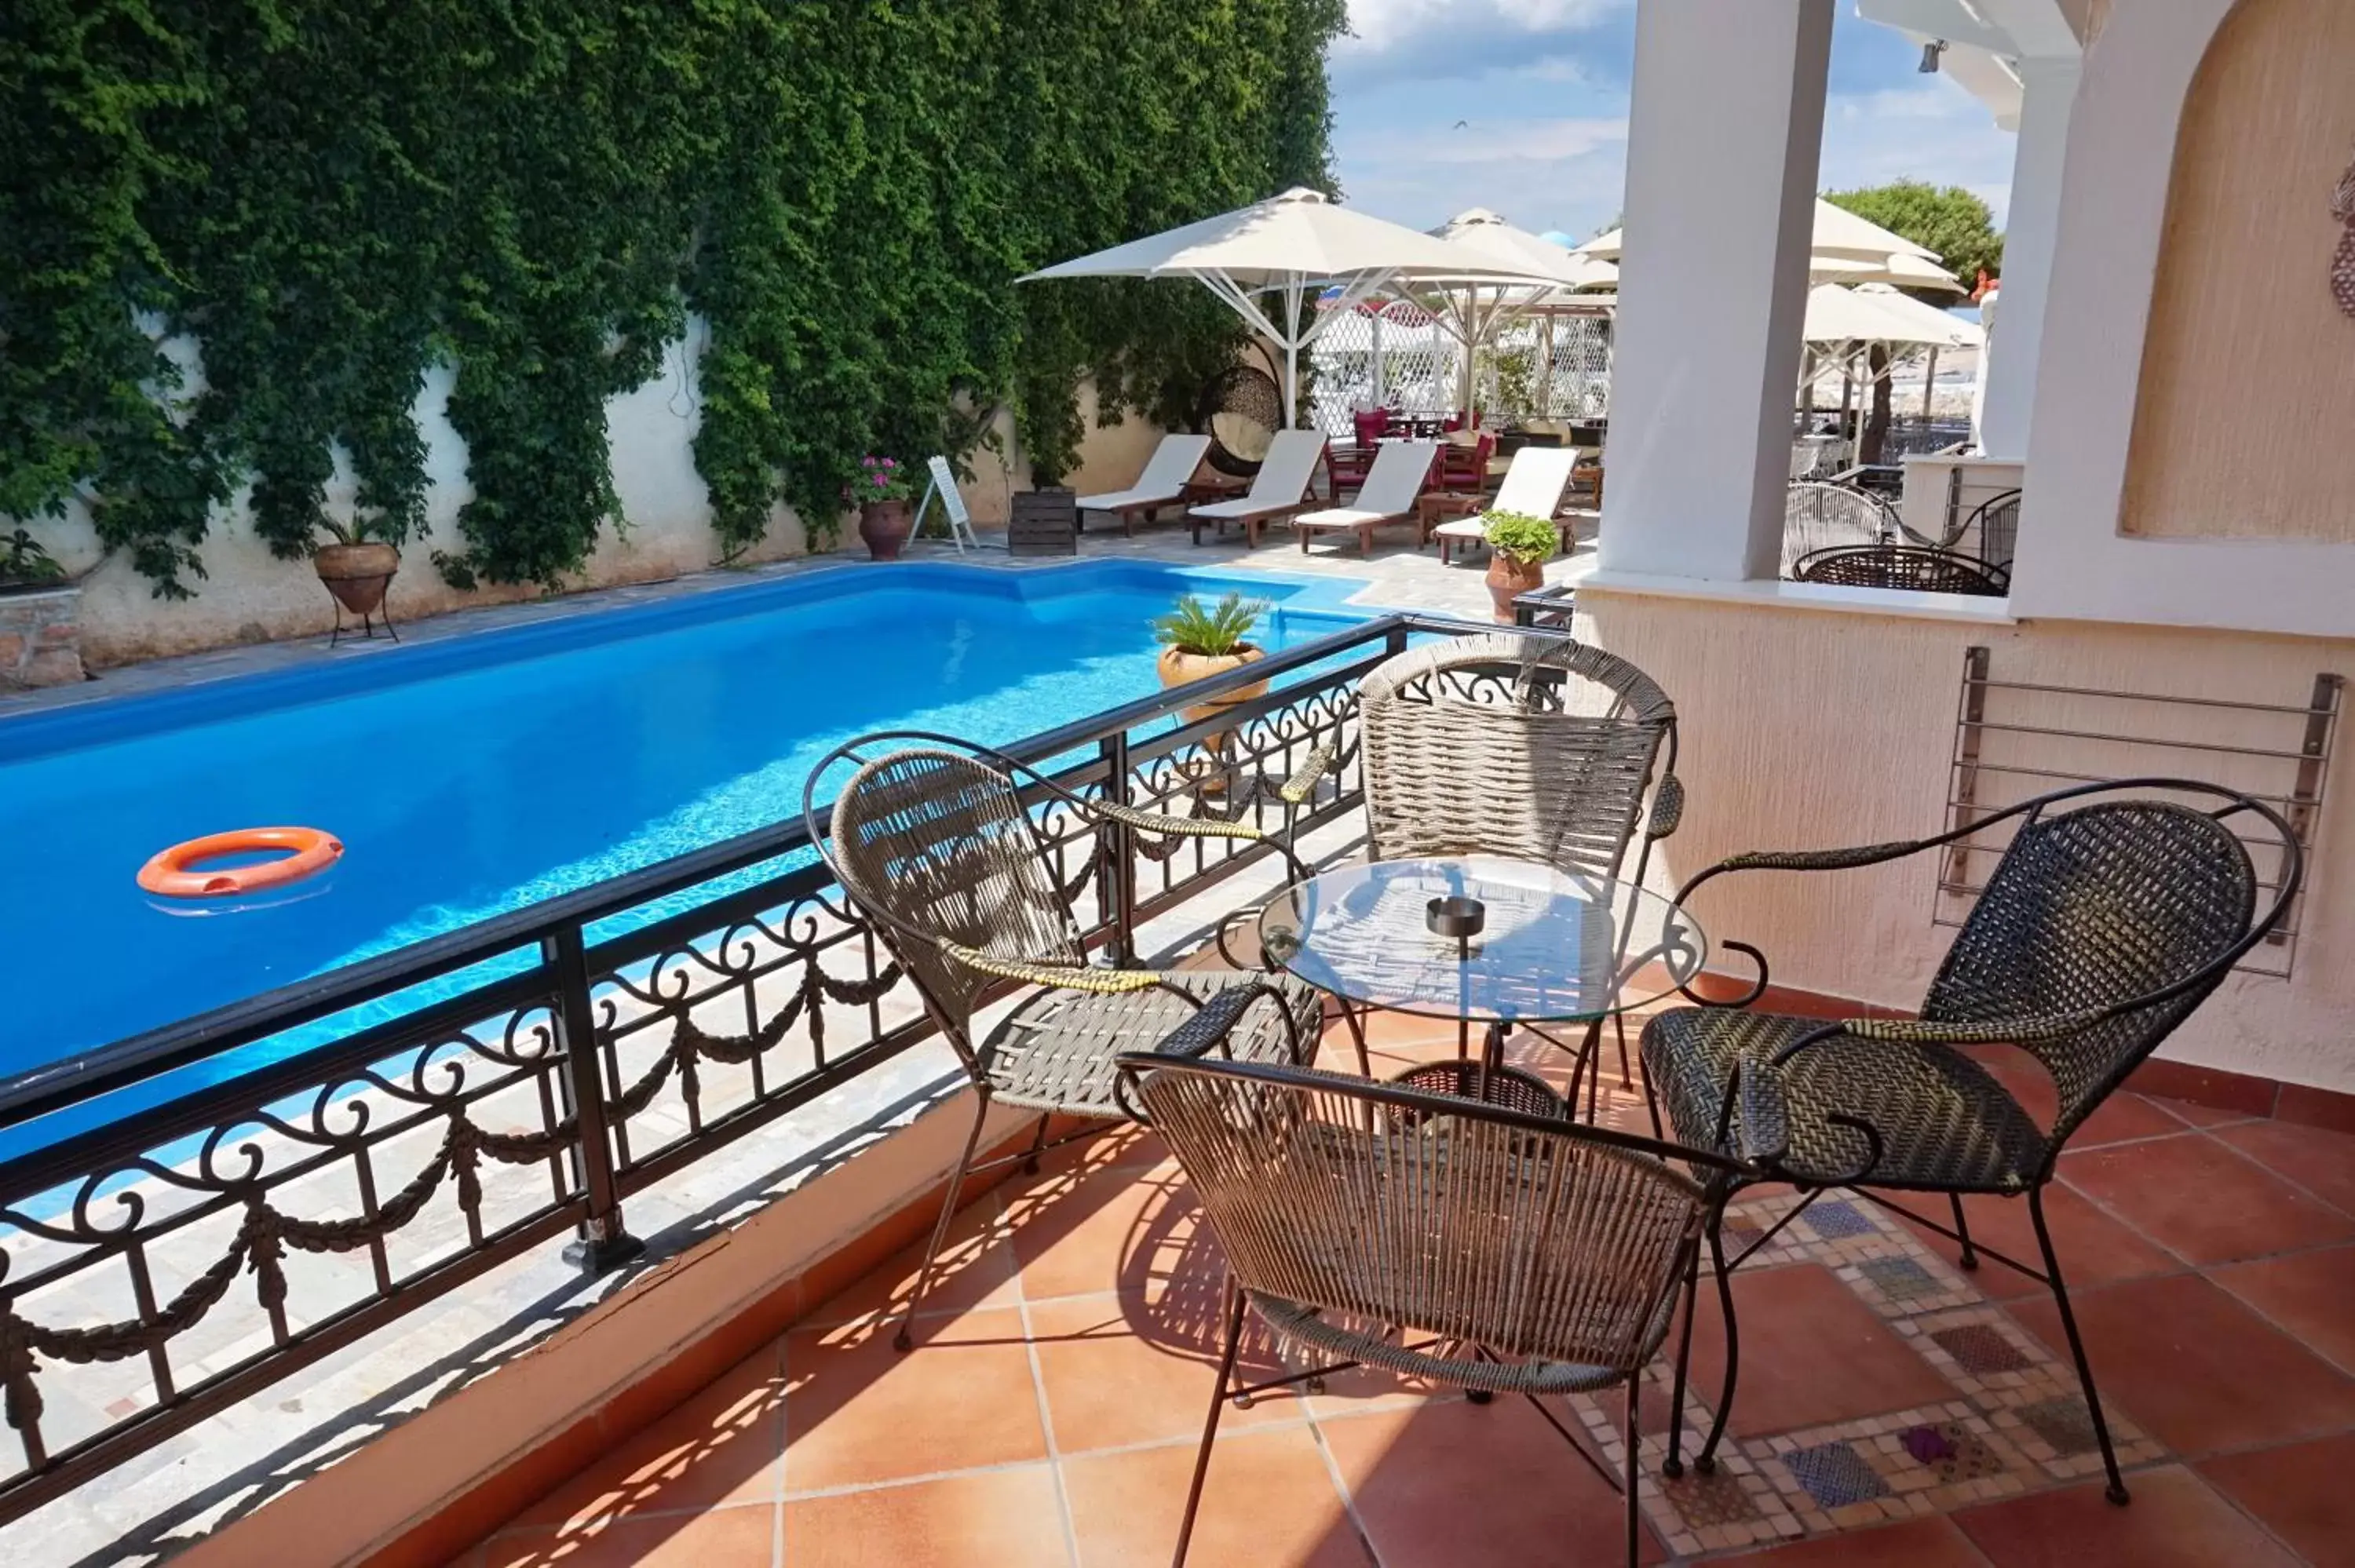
left=1484, top=554, right=1545, bottom=624
left=859, top=500, right=914, bottom=561
left=314, top=542, right=400, bottom=615
left=1156, top=643, right=1268, bottom=794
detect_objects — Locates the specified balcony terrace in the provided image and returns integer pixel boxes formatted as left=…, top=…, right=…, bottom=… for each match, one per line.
left=440, top=1009, right=2355, bottom=1568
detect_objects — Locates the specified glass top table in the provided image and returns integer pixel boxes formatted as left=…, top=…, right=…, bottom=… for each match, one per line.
left=1258, top=855, right=1708, bottom=1079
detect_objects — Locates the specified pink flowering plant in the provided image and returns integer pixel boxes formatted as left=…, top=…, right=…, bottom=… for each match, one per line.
left=849, top=454, right=915, bottom=505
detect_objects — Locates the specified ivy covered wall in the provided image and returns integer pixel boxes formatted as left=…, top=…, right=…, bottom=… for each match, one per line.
left=0, top=0, right=1345, bottom=598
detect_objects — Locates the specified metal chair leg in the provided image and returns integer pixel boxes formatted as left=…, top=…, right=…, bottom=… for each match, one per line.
left=1624, top=1373, right=1643, bottom=1567
left=1613, top=1010, right=1634, bottom=1092
left=1021, top=1112, right=1052, bottom=1175
left=2030, top=1184, right=2130, bottom=1505
left=1948, top=1192, right=1979, bottom=1269
left=1694, top=1221, right=1740, bottom=1473
left=1662, top=1243, right=1703, bottom=1478
left=1174, top=1277, right=1247, bottom=1566
left=1337, top=999, right=1371, bottom=1077
left=893, top=1093, right=991, bottom=1353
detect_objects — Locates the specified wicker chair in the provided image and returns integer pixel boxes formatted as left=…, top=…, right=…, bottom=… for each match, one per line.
left=1781, top=481, right=1896, bottom=577
left=1640, top=779, right=2302, bottom=1503
left=1120, top=1054, right=1762, bottom=1568
left=1352, top=632, right=1683, bottom=1103
left=803, top=731, right=1327, bottom=1350
left=1791, top=542, right=2009, bottom=595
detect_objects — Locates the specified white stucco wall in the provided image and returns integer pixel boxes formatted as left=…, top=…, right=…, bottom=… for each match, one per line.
left=27, top=315, right=1164, bottom=667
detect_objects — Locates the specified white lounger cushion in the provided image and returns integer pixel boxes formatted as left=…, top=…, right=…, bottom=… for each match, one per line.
left=1294, top=439, right=1437, bottom=531
left=1430, top=447, right=1583, bottom=542
left=1188, top=430, right=1327, bottom=519
left=1076, top=432, right=1213, bottom=509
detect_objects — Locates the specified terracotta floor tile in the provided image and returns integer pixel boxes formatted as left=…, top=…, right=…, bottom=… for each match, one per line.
left=1683, top=1264, right=1955, bottom=1438
left=1952, top=1464, right=2299, bottom=1568
left=1027, top=1291, right=1302, bottom=1453
left=1891, top=1185, right=2178, bottom=1300
left=2004, top=1272, right=2355, bottom=1456
left=780, top=1464, right=1072, bottom=1567
left=798, top=1197, right=1020, bottom=1329
left=999, top=1154, right=1223, bottom=1304
left=2145, top=1095, right=2255, bottom=1129
left=1964, top=1051, right=2185, bottom=1148
left=781, top=1307, right=1047, bottom=1490
left=2214, top=1118, right=2355, bottom=1217
left=1061, top=1424, right=1368, bottom=1568
left=2196, top=1432, right=2355, bottom=1568
left=484, top=1502, right=775, bottom=1568
left=505, top=1347, right=784, bottom=1533
left=2059, top=1133, right=2355, bottom=1264
left=2209, top=1244, right=2355, bottom=1375
left=1711, top=1514, right=1991, bottom=1566
left=1316, top=1397, right=1666, bottom=1566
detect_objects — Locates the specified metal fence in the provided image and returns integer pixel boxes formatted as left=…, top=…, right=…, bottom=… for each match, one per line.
left=0, top=614, right=1424, bottom=1520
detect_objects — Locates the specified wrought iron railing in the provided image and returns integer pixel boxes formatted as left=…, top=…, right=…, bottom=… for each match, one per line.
left=0, top=614, right=1422, bottom=1521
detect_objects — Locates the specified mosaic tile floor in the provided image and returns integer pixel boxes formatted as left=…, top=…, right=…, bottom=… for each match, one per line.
left=453, top=1011, right=2355, bottom=1566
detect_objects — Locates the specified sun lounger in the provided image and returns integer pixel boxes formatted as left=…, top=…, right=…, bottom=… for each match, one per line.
left=1073, top=433, right=1214, bottom=535
left=1186, top=430, right=1329, bottom=549
left=1427, top=447, right=1583, bottom=564
left=1290, top=440, right=1439, bottom=555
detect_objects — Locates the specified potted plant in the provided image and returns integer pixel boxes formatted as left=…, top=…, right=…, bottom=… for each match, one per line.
left=1481, top=509, right=1557, bottom=623
left=0, top=529, right=68, bottom=597
left=311, top=512, right=403, bottom=618
left=1152, top=593, right=1270, bottom=787
left=850, top=455, right=915, bottom=561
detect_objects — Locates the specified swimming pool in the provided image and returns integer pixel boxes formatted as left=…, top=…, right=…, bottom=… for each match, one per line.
left=0, top=560, right=1379, bottom=1081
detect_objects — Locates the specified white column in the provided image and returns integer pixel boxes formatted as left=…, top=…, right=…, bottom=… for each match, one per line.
left=1599, top=0, right=1835, bottom=581
left=1976, top=56, right=2079, bottom=460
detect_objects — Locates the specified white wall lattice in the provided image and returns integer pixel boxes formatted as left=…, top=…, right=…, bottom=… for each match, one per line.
left=1308, top=301, right=1611, bottom=432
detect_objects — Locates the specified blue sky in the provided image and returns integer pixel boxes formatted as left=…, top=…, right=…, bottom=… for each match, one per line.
left=1330, top=1, right=2018, bottom=239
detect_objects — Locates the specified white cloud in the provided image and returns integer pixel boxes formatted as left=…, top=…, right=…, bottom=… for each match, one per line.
left=1342, top=0, right=1626, bottom=53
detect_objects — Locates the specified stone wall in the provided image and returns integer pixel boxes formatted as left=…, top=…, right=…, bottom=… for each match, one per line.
left=0, top=587, right=86, bottom=689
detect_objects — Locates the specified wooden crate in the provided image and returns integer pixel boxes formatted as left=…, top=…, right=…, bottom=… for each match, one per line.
left=1008, top=488, right=1079, bottom=556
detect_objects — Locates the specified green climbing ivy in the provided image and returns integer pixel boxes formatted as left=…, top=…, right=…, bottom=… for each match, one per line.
left=0, top=0, right=1345, bottom=596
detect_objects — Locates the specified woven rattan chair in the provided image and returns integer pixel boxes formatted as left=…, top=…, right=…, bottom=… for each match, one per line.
left=1781, top=481, right=1896, bottom=577
left=1792, top=542, right=2009, bottom=595
left=804, top=731, right=1326, bottom=1349
left=1119, top=1053, right=1764, bottom=1567
left=1352, top=632, right=1683, bottom=1104
left=1640, top=779, right=2302, bottom=1504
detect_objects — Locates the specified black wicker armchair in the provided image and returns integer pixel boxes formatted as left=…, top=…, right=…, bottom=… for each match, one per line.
left=1792, top=542, right=2010, bottom=596
left=802, top=731, right=1326, bottom=1349
left=1119, top=1053, right=1769, bottom=1568
left=1640, top=779, right=2302, bottom=1505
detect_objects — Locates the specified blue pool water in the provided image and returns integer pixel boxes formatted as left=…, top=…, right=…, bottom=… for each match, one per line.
left=0, top=561, right=1378, bottom=1089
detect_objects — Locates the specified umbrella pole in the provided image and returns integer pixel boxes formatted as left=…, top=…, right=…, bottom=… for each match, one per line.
left=1283, top=278, right=1302, bottom=430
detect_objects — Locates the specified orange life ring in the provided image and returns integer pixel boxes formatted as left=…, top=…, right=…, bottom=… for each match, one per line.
left=137, top=826, right=344, bottom=899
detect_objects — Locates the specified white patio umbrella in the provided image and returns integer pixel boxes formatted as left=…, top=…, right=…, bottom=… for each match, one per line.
left=1799, top=285, right=1981, bottom=457
left=1402, top=208, right=1619, bottom=416
left=1575, top=199, right=1938, bottom=264
left=1809, top=250, right=1966, bottom=294
left=1020, top=188, right=1548, bottom=428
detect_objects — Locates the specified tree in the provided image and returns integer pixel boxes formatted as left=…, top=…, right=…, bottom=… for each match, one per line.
left=1822, top=181, right=2002, bottom=461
